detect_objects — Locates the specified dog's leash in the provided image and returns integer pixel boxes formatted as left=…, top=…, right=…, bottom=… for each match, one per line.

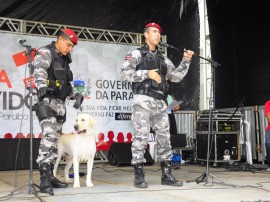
left=78, top=105, right=83, bottom=111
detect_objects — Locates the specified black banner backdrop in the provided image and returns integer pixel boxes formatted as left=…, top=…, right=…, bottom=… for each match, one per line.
left=0, top=0, right=200, bottom=110
left=1, top=0, right=269, bottom=109
left=207, top=0, right=270, bottom=108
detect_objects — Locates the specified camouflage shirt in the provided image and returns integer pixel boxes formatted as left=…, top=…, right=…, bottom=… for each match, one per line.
left=120, top=48, right=192, bottom=110
left=33, top=42, right=78, bottom=97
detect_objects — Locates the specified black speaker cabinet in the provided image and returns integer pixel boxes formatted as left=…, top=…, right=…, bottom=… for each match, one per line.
left=170, top=133, right=187, bottom=148
left=0, top=138, right=41, bottom=171
left=108, top=142, right=154, bottom=166
left=196, top=132, right=240, bottom=162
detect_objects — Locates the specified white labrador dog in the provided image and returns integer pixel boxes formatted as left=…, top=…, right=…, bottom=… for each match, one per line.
left=53, top=113, right=96, bottom=188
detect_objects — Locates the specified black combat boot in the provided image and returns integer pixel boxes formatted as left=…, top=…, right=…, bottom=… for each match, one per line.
left=161, top=161, right=183, bottom=186
left=39, top=163, right=54, bottom=195
left=49, top=164, right=68, bottom=188
left=134, top=163, right=148, bottom=188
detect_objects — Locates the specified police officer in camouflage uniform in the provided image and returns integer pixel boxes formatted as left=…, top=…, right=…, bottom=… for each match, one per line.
left=120, top=22, right=194, bottom=188
left=33, top=28, right=83, bottom=195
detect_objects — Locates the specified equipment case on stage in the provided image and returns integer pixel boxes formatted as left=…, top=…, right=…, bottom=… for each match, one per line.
left=196, top=111, right=241, bottom=163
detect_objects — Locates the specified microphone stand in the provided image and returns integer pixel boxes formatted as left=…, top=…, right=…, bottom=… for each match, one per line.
left=159, top=42, right=221, bottom=68
left=225, top=97, right=245, bottom=125
left=189, top=55, right=223, bottom=185
left=11, top=40, right=44, bottom=201
left=163, top=42, right=238, bottom=186
left=237, top=100, right=257, bottom=173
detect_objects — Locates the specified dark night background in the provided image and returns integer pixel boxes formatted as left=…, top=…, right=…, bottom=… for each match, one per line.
left=1, top=0, right=270, bottom=109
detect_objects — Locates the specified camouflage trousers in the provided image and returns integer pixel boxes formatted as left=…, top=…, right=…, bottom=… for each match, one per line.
left=36, top=98, right=66, bottom=165
left=131, top=100, right=172, bottom=165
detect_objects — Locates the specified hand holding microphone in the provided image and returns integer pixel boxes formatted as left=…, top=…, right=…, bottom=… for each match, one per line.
left=183, top=49, right=194, bottom=60
left=159, top=41, right=221, bottom=66
left=159, top=41, right=194, bottom=59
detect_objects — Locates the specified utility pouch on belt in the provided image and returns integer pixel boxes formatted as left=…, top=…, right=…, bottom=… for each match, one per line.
left=34, top=103, right=57, bottom=121
left=59, top=82, right=72, bottom=99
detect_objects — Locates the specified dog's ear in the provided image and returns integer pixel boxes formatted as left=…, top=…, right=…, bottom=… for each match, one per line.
left=89, top=116, right=96, bottom=128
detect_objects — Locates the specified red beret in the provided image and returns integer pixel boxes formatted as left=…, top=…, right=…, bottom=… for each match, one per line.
left=144, top=22, right=162, bottom=33
left=61, top=28, right=78, bottom=45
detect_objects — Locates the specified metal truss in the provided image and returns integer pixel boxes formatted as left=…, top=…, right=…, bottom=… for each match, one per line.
left=0, top=17, right=167, bottom=54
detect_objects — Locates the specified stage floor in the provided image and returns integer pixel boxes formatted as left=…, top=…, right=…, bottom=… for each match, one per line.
left=0, top=162, right=270, bottom=202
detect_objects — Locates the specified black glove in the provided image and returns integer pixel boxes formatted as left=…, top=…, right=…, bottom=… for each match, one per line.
left=37, top=87, right=54, bottom=101
left=73, top=93, right=84, bottom=109
left=37, top=87, right=49, bottom=101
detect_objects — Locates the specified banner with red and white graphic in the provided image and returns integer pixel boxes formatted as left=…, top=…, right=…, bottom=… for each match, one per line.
left=0, top=32, right=137, bottom=143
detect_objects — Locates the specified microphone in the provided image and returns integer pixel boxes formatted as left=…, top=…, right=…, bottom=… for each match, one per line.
left=18, top=39, right=26, bottom=46
left=159, top=41, right=188, bottom=55
left=159, top=41, right=186, bottom=52
left=160, top=42, right=220, bottom=67
left=159, top=41, right=171, bottom=48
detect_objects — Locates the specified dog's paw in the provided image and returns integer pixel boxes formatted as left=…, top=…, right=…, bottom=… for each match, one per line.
left=73, top=181, right=81, bottom=189
left=86, top=181, right=94, bottom=188
left=65, top=178, right=73, bottom=184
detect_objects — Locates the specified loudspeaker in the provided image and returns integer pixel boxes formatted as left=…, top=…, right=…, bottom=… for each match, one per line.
left=108, top=142, right=154, bottom=166
left=170, top=133, right=187, bottom=148
left=0, top=138, right=41, bottom=171
left=196, top=132, right=240, bottom=162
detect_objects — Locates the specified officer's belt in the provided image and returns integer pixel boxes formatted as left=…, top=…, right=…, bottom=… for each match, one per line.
left=133, top=89, right=166, bottom=101
left=43, top=97, right=66, bottom=103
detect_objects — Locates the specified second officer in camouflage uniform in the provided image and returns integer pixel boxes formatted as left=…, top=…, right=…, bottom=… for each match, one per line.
left=120, top=22, right=194, bottom=188
left=33, top=28, right=83, bottom=195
